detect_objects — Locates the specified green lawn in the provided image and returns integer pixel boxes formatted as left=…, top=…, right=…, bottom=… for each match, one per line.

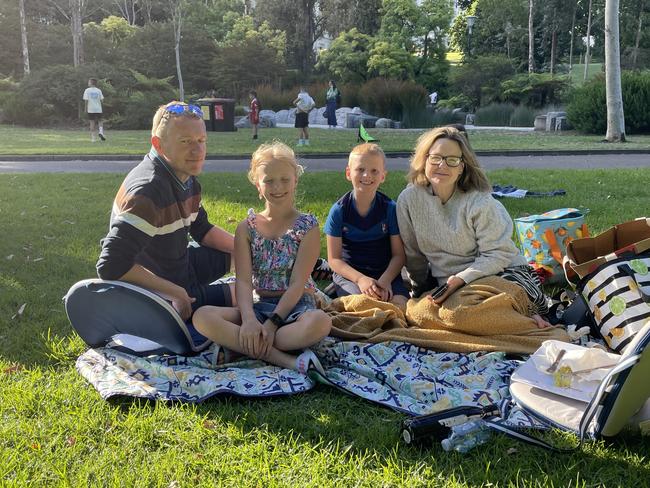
left=569, top=62, right=604, bottom=85
left=2, top=169, right=650, bottom=486
left=1, top=124, right=649, bottom=156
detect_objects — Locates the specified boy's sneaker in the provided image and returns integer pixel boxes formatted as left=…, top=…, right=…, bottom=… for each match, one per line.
left=297, top=139, right=304, bottom=146
left=252, top=134, right=258, bottom=140
left=98, top=133, right=106, bottom=141
left=296, top=349, right=326, bottom=377
left=303, top=139, right=310, bottom=146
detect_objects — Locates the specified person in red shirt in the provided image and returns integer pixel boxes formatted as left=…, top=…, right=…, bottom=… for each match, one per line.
left=249, top=90, right=260, bottom=140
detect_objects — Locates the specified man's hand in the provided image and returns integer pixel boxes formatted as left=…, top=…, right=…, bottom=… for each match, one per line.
left=239, top=319, right=264, bottom=358
left=170, top=289, right=196, bottom=320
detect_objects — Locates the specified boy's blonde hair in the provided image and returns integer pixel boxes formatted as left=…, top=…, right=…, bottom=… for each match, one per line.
left=248, top=141, right=304, bottom=184
left=348, top=143, right=385, bottom=165
left=407, top=126, right=490, bottom=192
left=151, top=101, right=201, bottom=139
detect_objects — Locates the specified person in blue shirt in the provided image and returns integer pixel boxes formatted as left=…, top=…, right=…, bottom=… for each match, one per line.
left=324, top=143, right=409, bottom=309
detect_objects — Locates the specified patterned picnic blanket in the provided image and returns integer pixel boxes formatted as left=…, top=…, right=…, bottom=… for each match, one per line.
left=76, top=338, right=519, bottom=415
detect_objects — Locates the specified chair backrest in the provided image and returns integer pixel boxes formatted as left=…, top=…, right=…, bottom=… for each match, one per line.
left=593, top=320, right=650, bottom=436
left=64, top=279, right=209, bottom=355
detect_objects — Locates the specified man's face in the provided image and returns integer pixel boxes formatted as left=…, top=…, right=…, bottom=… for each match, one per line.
left=155, top=116, right=207, bottom=182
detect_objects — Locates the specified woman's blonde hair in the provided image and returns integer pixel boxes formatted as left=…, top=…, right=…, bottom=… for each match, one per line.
left=248, top=141, right=304, bottom=184
left=406, top=127, right=491, bottom=192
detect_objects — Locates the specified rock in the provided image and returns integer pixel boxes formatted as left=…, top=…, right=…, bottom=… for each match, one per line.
left=344, top=113, right=378, bottom=129
left=275, top=109, right=291, bottom=124
left=309, top=107, right=328, bottom=125
left=235, top=116, right=251, bottom=129
left=259, top=111, right=276, bottom=128
left=534, top=115, right=547, bottom=131
left=545, top=111, right=567, bottom=132
left=375, top=118, right=395, bottom=129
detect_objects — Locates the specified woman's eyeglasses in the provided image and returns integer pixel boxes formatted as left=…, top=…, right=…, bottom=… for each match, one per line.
left=164, top=104, right=203, bottom=118
left=426, top=154, right=463, bottom=167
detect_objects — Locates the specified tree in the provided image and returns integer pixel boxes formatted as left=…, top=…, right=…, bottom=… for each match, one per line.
left=528, top=0, right=535, bottom=72
left=319, top=0, right=382, bottom=37
left=168, top=0, right=184, bottom=100
left=604, top=0, right=625, bottom=142
left=583, top=0, right=594, bottom=80
left=315, top=28, right=373, bottom=82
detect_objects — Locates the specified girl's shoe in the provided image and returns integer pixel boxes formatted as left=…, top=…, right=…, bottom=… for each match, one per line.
left=296, top=349, right=326, bottom=376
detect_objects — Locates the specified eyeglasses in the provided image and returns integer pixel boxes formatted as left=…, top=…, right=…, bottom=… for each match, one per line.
left=164, top=103, right=203, bottom=118
left=426, top=154, right=463, bottom=167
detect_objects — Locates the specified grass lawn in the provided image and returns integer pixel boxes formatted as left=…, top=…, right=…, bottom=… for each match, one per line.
left=569, top=63, right=604, bottom=85
left=1, top=124, right=649, bottom=156
left=2, top=169, right=650, bottom=486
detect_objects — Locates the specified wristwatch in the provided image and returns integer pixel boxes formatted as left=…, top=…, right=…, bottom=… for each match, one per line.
left=268, top=313, right=284, bottom=327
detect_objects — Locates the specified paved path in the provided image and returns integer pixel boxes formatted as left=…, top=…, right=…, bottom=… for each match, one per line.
left=0, top=153, right=649, bottom=173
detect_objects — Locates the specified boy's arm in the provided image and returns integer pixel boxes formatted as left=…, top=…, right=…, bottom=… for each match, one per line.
left=326, top=235, right=377, bottom=296
left=376, top=234, right=406, bottom=291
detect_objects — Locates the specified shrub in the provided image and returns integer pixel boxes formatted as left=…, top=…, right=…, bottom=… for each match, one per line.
left=430, top=108, right=461, bottom=126
left=251, top=84, right=295, bottom=111
left=509, top=105, right=539, bottom=127
left=449, top=55, right=515, bottom=108
left=437, top=94, right=473, bottom=111
left=567, top=71, right=650, bottom=134
left=500, top=73, right=570, bottom=108
left=475, top=103, right=515, bottom=126
left=358, top=78, right=428, bottom=127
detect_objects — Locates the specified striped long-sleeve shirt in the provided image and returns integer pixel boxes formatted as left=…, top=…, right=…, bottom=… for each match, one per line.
left=96, top=152, right=213, bottom=289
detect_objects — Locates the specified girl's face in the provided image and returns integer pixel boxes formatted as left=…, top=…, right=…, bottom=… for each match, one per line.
left=255, top=159, right=298, bottom=206
left=424, top=138, right=464, bottom=194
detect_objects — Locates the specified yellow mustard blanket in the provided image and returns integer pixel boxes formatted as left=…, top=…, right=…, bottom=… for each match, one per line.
left=324, top=276, right=571, bottom=354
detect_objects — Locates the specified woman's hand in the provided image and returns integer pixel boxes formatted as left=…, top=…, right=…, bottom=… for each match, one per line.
left=427, top=275, right=466, bottom=305
left=532, top=314, right=552, bottom=329
left=239, top=319, right=264, bottom=358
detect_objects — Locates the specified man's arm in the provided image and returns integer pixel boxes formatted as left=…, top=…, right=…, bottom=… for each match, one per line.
left=200, top=225, right=234, bottom=254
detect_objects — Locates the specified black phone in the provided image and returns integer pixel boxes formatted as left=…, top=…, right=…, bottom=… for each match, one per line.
left=429, top=283, right=449, bottom=300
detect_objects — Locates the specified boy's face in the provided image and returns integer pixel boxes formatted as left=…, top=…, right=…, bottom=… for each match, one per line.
left=346, top=153, right=386, bottom=195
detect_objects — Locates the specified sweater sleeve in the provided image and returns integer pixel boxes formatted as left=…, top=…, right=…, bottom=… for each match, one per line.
left=396, top=188, right=430, bottom=289
left=455, top=194, right=521, bottom=284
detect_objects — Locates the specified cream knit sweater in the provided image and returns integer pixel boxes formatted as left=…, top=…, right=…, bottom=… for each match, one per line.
left=396, top=184, right=526, bottom=289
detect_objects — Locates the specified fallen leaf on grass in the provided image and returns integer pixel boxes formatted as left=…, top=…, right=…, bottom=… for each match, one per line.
left=202, top=420, right=217, bottom=430
left=5, top=255, right=13, bottom=260
left=80, top=187, right=89, bottom=191
left=227, top=217, right=237, bottom=223
left=506, top=447, right=518, bottom=455
left=43, top=235, right=56, bottom=240
left=32, top=257, right=45, bottom=262
left=30, top=442, right=41, bottom=451
left=3, top=364, right=24, bottom=375
left=40, top=205, right=49, bottom=209
left=63, top=220, right=75, bottom=225
left=11, top=303, right=26, bottom=320
left=66, top=437, right=77, bottom=447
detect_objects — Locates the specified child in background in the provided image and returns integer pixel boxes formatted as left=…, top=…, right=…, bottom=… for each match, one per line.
left=293, top=87, right=315, bottom=146
left=324, top=143, right=409, bottom=309
left=248, top=90, right=260, bottom=140
left=193, top=142, right=331, bottom=374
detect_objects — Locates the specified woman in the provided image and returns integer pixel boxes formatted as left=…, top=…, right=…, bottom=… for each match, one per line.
left=396, top=126, right=551, bottom=328
left=325, top=80, right=340, bottom=129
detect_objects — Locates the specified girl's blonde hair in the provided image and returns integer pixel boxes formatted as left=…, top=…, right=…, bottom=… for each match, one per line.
left=248, top=141, right=304, bottom=184
left=406, top=127, right=491, bottom=192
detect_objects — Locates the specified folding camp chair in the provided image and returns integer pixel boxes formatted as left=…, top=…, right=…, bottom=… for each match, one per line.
left=358, top=122, right=379, bottom=143
left=64, top=279, right=210, bottom=356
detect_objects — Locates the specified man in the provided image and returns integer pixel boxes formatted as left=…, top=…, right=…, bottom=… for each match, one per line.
left=96, top=101, right=235, bottom=322
left=82, top=78, right=106, bottom=142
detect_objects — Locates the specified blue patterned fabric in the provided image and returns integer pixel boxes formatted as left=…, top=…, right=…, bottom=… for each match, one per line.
left=76, top=339, right=521, bottom=418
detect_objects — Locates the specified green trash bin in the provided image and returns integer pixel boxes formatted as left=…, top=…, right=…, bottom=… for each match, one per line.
left=196, top=97, right=236, bottom=132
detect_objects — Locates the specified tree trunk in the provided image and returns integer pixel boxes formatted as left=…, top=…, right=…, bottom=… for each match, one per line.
left=71, top=0, right=84, bottom=67
left=528, top=0, right=535, bottom=73
left=19, top=0, right=30, bottom=75
left=550, top=29, right=557, bottom=76
left=631, top=9, right=644, bottom=69
left=605, top=0, right=626, bottom=142
left=584, top=0, right=593, bottom=81
left=569, top=1, right=577, bottom=72
left=170, top=0, right=184, bottom=101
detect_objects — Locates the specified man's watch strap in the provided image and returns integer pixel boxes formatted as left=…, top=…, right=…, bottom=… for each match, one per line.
left=268, top=313, right=284, bottom=327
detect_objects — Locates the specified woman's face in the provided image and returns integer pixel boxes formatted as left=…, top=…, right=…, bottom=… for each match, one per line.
left=424, top=138, right=464, bottom=194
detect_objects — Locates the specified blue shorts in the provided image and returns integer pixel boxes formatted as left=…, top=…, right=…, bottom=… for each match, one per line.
left=253, top=293, right=317, bottom=326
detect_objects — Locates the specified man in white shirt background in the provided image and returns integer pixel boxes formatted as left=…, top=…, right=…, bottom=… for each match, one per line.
left=82, top=78, right=106, bottom=142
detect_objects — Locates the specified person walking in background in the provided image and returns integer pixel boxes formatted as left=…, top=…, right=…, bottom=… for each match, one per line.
left=83, top=78, right=105, bottom=142
left=429, top=90, right=438, bottom=106
left=293, top=87, right=315, bottom=146
left=248, top=90, right=260, bottom=140
left=325, top=80, right=341, bottom=129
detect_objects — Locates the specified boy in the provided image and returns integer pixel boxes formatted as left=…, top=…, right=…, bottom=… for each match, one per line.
left=82, top=78, right=105, bottom=142
left=248, top=90, right=260, bottom=140
left=324, top=143, right=409, bottom=308
left=292, top=87, right=314, bottom=146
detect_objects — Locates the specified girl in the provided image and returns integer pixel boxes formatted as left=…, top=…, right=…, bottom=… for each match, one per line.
left=193, top=142, right=331, bottom=373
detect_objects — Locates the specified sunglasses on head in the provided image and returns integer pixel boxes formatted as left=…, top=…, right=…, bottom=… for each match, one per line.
left=426, top=154, right=463, bottom=167
left=164, top=103, right=203, bottom=118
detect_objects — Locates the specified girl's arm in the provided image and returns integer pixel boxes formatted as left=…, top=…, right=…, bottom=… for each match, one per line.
left=234, top=221, right=264, bottom=356
left=272, top=225, right=321, bottom=318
